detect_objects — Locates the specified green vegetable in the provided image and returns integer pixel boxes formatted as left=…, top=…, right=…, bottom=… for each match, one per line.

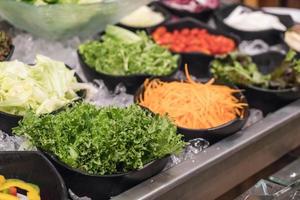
left=211, top=50, right=300, bottom=89
left=270, top=50, right=300, bottom=89
left=13, top=103, right=185, bottom=175
left=210, top=52, right=270, bottom=87
left=0, top=55, right=86, bottom=115
left=79, top=25, right=179, bottom=76
left=0, top=31, right=12, bottom=61
left=105, top=25, right=142, bottom=44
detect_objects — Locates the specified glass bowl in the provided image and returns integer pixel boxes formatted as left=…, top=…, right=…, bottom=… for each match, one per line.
left=0, top=0, right=153, bottom=40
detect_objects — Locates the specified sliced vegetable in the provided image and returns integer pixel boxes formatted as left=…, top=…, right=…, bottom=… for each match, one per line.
left=120, top=6, right=165, bottom=28
left=0, top=176, right=5, bottom=185
left=152, top=27, right=236, bottom=55
left=0, top=193, right=18, bottom=200
left=138, top=65, right=247, bottom=129
left=13, top=103, right=185, bottom=175
left=0, top=55, right=86, bottom=115
left=79, top=25, right=178, bottom=76
left=0, top=175, right=40, bottom=200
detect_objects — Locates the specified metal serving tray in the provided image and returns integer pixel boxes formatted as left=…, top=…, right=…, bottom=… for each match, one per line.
left=114, top=100, right=300, bottom=200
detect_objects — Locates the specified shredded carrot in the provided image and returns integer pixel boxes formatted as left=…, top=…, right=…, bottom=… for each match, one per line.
left=138, top=64, right=248, bottom=129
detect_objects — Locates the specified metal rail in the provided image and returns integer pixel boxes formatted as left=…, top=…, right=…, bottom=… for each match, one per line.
left=114, top=100, right=300, bottom=200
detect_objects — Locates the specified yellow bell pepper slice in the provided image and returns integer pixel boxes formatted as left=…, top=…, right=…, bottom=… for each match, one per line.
left=28, top=191, right=41, bottom=200
left=27, top=184, right=40, bottom=194
left=0, top=176, right=41, bottom=200
left=0, top=193, right=18, bottom=200
left=0, top=176, right=5, bottom=186
left=0, top=179, right=40, bottom=200
left=0, top=179, right=39, bottom=193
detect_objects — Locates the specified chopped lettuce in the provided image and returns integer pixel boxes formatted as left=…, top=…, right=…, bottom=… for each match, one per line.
left=0, top=55, right=84, bottom=115
left=79, top=25, right=179, bottom=76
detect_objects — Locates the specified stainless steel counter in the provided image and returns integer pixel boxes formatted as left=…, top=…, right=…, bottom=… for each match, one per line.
left=114, top=100, right=300, bottom=200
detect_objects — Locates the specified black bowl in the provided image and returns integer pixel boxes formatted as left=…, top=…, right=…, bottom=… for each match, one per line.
left=118, top=2, right=171, bottom=32
left=0, top=64, right=85, bottom=134
left=147, top=17, right=240, bottom=78
left=156, top=1, right=216, bottom=22
left=78, top=49, right=181, bottom=94
left=134, top=78, right=249, bottom=144
left=241, top=51, right=298, bottom=114
left=44, top=152, right=169, bottom=199
left=213, top=3, right=294, bottom=45
left=0, top=151, right=68, bottom=200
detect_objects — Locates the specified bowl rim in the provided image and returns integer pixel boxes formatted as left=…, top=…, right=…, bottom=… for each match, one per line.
left=118, top=1, right=172, bottom=30
left=134, top=77, right=249, bottom=132
left=3, top=45, right=15, bottom=61
left=213, top=3, right=293, bottom=34
left=0, top=62, right=85, bottom=118
left=147, top=17, right=240, bottom=57
left=245, top=84, right=297, bottom=93
left=77, top=47, right=181, bottom=79
left=0, top=150, right=68, bottom=199
left=44, top=150, right=170, bottom=178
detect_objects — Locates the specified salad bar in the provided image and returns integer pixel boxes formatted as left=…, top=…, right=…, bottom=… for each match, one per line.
left=0, top=0, right=300, bottom=200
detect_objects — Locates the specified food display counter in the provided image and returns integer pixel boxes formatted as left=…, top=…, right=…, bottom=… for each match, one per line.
left=0, top=0, right=300, bottom=200
left=114, top=100, right=300, bottom=199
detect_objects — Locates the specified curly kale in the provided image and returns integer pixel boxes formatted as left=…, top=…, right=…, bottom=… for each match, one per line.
left=13, top=103, right=185, bottom=175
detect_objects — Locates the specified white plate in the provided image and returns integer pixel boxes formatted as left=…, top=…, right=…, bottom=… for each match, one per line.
left=263, top=7, right=300, bottom=23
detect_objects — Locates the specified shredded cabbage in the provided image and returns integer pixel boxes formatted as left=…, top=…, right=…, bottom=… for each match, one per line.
left=0, top=55, right=84, bottom=115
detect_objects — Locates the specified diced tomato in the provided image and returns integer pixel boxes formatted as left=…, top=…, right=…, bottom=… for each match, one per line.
left=181, top=28, right=190, bottom=36
left=152, top=26, right=236, bottom=55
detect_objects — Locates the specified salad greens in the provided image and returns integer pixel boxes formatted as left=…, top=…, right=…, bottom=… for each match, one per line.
left=0, top=55, right=86, bottom=115
left=19, top=0, right=102, bottom=5
left=79, top=25, right=179, bottom=76
left=211, top=50, right=300, bottom=89
left=0, top=31, right=12, bottom=61
left=211, top=52, right=270, bottom=87
left=270, top=50, right=300, bottom=89
left=13, top=103, right=185, bottom=175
